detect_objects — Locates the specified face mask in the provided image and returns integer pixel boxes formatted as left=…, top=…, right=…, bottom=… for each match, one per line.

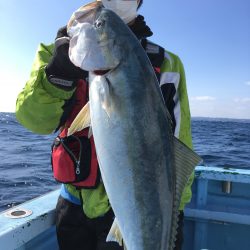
left=101, top=0, right=138, bottom=24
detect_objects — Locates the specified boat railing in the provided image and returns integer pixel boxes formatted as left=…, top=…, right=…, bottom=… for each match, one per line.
left=184, top=166, right=250, bottom=250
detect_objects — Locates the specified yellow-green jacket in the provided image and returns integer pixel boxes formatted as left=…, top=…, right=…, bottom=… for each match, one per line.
left=16, top=39, right=193, bottom=218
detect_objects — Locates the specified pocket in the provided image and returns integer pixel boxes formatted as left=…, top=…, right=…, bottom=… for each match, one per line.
left=51, top=135, right=91, bottom=184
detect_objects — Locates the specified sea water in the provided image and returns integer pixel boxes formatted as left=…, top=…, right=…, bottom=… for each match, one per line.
left=0, top=113, right=249, bottom=211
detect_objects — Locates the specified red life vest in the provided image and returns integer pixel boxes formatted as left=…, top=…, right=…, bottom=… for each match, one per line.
left=51, top=79, right=100, bottom=188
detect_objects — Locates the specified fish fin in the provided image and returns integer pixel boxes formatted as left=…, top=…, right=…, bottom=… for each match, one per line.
left=100, top=77, right=112, bottom=118
left=106, top=218, right=123, bottom=246
left=170, top=137, right=202, bottom=249
left=67, top=102, right=91, bottom=136
left=174, top=137, right=201, bottom=199
left=88, top=126, right=93, bottom=138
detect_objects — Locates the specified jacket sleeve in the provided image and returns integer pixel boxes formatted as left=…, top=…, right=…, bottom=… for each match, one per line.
left=16, top=43, right=76, bottom=135
left=160, top=51, right=192, bottom=148
left=160, top=51, right=194, bottom=210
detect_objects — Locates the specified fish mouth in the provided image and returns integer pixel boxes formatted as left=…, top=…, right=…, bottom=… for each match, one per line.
left=92, top=62, right=120, bottom=76
left=93, top=69, right=111, bottom=76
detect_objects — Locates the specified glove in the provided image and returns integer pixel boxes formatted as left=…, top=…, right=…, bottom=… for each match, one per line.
left=45, top=26, right=88, bottom=90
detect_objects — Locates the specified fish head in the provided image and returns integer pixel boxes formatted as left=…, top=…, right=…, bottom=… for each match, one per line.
left=68, top=1, right=131, bottom=73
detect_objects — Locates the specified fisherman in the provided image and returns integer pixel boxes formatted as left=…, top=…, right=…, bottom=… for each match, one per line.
left=16, top=0, right=194, bottom=249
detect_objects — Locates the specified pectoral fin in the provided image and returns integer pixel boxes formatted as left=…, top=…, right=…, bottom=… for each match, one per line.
left=88, top=126, right=93, bottom=138
left=67, top=102, right=91, bottom=136
left=99, top=77, right=112, bottom=118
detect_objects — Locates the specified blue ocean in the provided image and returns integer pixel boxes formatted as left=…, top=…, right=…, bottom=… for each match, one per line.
left=0, top=112, right=249, bottom=212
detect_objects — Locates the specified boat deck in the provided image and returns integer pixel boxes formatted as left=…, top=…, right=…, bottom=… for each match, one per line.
left=0, top=190, right=60, bottom=250
left=1, top=166, right=250, bottom=250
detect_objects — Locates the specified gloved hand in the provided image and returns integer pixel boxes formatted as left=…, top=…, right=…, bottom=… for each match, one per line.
left=45, top=26, right=88, bottom=90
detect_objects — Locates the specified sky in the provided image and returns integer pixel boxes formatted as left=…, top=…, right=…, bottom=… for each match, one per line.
left=0, top=0, right=249, bottom=119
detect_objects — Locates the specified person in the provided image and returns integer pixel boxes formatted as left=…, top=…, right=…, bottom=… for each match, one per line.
left=16, top=0, right=194, bottom=249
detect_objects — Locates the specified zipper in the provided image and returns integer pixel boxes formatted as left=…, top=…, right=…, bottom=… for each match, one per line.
left=61, top=136, right=82, bottom=177
left=76, top=161, right=81, bottom=175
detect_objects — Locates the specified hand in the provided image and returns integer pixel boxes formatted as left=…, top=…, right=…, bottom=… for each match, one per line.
left=45, top=26, right=87, bottom=89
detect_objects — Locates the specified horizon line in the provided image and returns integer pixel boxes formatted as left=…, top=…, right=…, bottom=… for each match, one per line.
left=0, top=111, right=249, bottom=121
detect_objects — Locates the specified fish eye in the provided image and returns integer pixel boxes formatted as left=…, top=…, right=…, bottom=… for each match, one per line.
left=94, top=19, right=105, bottom=29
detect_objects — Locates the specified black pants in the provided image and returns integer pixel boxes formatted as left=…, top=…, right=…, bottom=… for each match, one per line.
left=55, top=196, right=184, bottom=250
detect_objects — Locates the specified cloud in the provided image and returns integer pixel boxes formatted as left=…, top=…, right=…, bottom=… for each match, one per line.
left=190, top=97, right=250, bottom=119
left=190, top=96, right=216, bottom=101
left=233, top=98, right=250, bottom=104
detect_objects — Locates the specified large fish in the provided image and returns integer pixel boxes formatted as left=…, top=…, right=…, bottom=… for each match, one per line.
left=67, top=3, right=201, bottom=250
